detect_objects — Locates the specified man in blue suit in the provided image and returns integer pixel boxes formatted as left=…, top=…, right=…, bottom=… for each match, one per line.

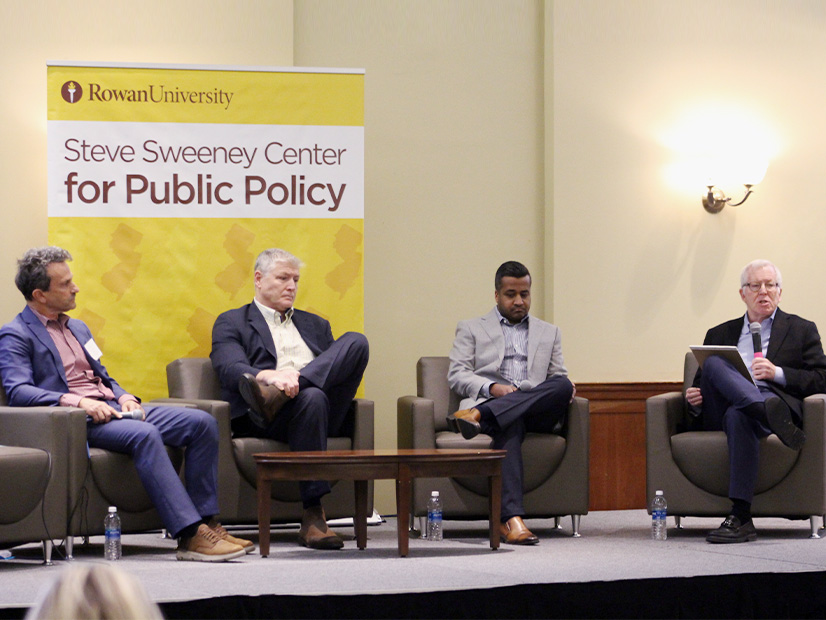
left=0, top=246, right=251, bottom=562
left=211, top=248, right=368, bottom=550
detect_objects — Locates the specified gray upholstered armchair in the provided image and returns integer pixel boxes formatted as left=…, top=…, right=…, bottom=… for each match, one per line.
left=646, top=352, right=826, bottom=537
left=164, top=357, right=374, bottom=524
left=397, top=356, right=589, bottom=536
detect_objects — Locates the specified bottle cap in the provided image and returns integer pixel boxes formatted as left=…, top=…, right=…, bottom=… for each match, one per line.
left=431, top=491, right=439, bottom=497
left=655, top=490, right=663, bottom=496
left=108, top=506, right=117, bottom=512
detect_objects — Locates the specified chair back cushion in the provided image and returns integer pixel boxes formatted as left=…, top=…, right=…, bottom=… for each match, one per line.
left=167, top=358, right=222, bottom=400
left=417, top=356, right=461, bottom=432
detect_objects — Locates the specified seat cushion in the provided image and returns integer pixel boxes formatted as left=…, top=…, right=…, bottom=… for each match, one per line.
left=89, top=447, right=184, bottom=513
left=434, top=431, right=567, bottom=496
left=233, top=436, right=354, bottom=502
left=671, top=431, right=799, bottom=496
left=0, top=446, right=50, bottom=524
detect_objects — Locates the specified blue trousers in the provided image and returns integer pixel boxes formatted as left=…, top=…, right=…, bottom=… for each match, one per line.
left=85, top=403, right=220, bottom=538
left=479, top=375, right=573, bottom=521
left=700, top=355, right=772, bottom=502
left=261, top=331, right=369, bottom=504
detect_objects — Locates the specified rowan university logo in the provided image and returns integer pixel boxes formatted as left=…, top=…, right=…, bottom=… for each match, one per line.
left=61, top=81, right=82, bottom=104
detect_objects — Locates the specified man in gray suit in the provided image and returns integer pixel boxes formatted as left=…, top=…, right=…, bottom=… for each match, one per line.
left=447, top=261, right=574, bottom=545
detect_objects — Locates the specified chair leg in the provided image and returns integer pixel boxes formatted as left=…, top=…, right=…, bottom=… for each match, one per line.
left=66, top=536, right=74, bottom=560
left=418, top=515, right=427, bottom=538
left=810, top=516, right=821, bottom=539
left=571, top=514, right=582, bottom=537
left=554, top=517, right=562, bottom=529
left=42, top=540, right=54, bottom=566
left=675, top=516, right=683, bottom=529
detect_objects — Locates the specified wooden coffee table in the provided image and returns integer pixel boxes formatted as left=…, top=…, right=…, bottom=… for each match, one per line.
left=254, top=449, right=506, bottom=557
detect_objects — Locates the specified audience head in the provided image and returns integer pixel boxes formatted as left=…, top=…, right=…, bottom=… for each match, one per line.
left=739, top=259, right=783, bottom=323
left=254, top=248, right=303, bottom=314
left=15, top=246, right=73, bottom=301
left=494, top=261, right=532, bottom=325
left=26, top=563, right=163, bottom=620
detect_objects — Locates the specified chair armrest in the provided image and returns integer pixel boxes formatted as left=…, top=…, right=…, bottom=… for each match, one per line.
left=397, top=396, right=436, bottom=449
left=351, top=398, right=374, bottom=449
left=0, top=406, right=82, bottom=450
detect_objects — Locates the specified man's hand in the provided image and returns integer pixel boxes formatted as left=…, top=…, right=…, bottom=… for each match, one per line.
left=120, top=399, right=145, bottom=419
left=686, top=387, right=703, bottom=407
left=752, top=357, right=777, bottom=382
left=80, top=398, right=119, bottom=424
left=490, top=383, right=517, bottom=398
left=256, top=368, right=301, bottom=398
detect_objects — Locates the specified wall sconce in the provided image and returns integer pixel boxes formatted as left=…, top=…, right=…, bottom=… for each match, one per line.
left=702, top=158, right=768, bottom=214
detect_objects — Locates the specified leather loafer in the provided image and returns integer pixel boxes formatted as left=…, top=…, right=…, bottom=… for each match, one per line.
left=238, top=373, right=290, bottom=424
left=499, top=516, right=539, bottom=545
left=446, top=408, right=481, bottom=439
left=706, top=515, right=757, bottom=544
left=299, top=506, right=344, bottom=550
left=765, top=396, right=806, bottom=450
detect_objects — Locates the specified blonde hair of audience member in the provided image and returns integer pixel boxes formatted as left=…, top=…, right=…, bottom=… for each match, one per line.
left=26, top=564, right=163, bottom=620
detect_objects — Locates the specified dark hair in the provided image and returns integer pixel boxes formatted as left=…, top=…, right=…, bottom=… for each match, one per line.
left=495, top=261, right=531, bottom=291
left=15, top=247, right=73, bottom=301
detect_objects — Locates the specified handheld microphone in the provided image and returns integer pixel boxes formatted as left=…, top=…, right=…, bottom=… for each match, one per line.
left=118, top=409, right=146, bottom=421
left=749, top=321, right=763, bottom=358
left=518, top=380, right=534, bottom=391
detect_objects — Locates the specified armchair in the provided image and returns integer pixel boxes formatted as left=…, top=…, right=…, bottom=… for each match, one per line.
left=164, top=357, right=374, bottom=524
left=646, top=353, right=826, bottom=537
left=397, top=356, right=589, bottom=535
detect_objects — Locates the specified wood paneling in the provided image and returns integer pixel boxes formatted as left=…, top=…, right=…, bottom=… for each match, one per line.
left=577, top=382, right=681, bottom=511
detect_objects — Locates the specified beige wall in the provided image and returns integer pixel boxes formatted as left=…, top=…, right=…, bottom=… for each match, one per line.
left=4, top=0, right=826, bottom=515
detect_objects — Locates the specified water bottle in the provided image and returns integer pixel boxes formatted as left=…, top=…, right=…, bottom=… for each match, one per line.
left=426, top=491, right=443, bottom=541
left=651, top=490, right=667, bottom=541
left=104, top=506, right=122, bottom=560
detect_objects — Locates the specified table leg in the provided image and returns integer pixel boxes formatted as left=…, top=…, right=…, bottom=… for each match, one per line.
left=489, top=470, right=501, bottom=550
left=396, top=466, right=411, bottom=557
left=258, top=473, right=272, bottom=557
left=354, top=480, right=368, bottom=550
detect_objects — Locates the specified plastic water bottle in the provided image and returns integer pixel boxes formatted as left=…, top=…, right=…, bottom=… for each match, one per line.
left=426, top=491, right=443, bottom=541
left=104, top=506, right=122, bottom=560
left=651, top=490, right=667, bottom=541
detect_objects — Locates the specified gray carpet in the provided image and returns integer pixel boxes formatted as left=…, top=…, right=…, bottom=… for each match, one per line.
left=1, top=509, right=824, bottom=611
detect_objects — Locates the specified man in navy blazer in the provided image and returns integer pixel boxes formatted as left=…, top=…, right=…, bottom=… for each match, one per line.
left=687, top=259, right=826, bottom=543
left=0, top=247, right=251, bottom=561
left=211, top=248, right=368, bottom=550
left=447, top=261, right=575, bottom=545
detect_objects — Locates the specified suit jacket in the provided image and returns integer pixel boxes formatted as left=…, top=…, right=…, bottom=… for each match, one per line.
left=0, top=306, right=130, bottom=407
left=210, top=302, right=334, bottom=419
left=447, top=308, right=567, bottom=411
left=692, top=308, right=826, bottom=418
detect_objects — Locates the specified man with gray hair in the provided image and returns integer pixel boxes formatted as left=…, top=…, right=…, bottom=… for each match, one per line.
left=211, top=248, right=368, bottom=550
left=0, top=247, right=252, bottom=562
left=686, top=259, right=826, bottom=543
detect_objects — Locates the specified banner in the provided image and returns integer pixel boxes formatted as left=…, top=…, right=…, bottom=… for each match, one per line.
left=47, top=63, right=364, bottom=399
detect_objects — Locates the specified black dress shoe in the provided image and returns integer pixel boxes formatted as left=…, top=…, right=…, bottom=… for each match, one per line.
left=706, top=515, right=757, bottom=543
left=765, top=396, right=806, bottom=450
left=446, top=409, right=481, bottom=439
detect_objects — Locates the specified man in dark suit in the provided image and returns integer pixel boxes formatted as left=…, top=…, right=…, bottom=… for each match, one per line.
left=0, top=247, right=250, bottom=562
left=210, top=248, right=368, bottom=550
left=447, top=261, right=575, bottom=545
left=687, top=259, right=826, bottom=543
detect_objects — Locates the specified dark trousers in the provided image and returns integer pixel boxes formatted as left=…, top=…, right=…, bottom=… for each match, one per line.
left=262, top=331, right=368, bottom=504
left=86, top=403, right=220, bottom=538
left=479, top=375, right=573, bottom=521
left=700, top=355, right=773, bottom=503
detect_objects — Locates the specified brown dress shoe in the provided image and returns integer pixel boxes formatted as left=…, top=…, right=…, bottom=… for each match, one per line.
left=298, top=506, right=344, bottom=550
left=446, top=408, right=482, bottom=439
left=499, top=516, right=539, bottom=545
left=208, top=520, right=255, bottom=554
left=238, top=373, right=290, bottom=424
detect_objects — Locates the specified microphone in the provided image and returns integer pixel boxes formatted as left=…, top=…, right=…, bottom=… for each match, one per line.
left=750, top=321, right=763, bottom=358
left=118, top=409, right=146, bottom=421
left=518, top=380, right=534, bottom=391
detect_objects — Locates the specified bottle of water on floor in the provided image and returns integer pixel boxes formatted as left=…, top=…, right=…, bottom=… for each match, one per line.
left=104, top=506, right=122, bottom=560
left=427, top=491, right=443, bottom=541
left=651, top=490, right=667, bottom=541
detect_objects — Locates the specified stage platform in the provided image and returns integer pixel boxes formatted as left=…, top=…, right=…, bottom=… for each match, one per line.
left=2, top=509, right=826, bottom=619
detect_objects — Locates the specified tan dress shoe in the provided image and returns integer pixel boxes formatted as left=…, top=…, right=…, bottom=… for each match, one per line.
left=500, top=516, right=539, bottom=545
left=446, top=408, right=482, bottom=439
left=299, top=505, right=344, bottom=550
left=176, top=524, right=247, bottom=562
left=208, top=520, right=255, bottom=554
left=238, top=373, right=290, bottom=424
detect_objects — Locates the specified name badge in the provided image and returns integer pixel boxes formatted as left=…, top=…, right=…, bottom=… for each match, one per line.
left=83, top=338, right=103, bottom=361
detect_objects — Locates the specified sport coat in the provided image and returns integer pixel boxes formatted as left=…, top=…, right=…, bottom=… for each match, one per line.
left=692, top=308, right=826, bottom=418
left=448, top=308, right=567, bottom=411
left=0, top=305, right=130, bottom=407
left=211, top=302, right=334, bottom=419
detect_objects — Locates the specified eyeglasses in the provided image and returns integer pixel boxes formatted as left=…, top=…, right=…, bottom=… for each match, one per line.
left=743, top=281, right=779, bottom=292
